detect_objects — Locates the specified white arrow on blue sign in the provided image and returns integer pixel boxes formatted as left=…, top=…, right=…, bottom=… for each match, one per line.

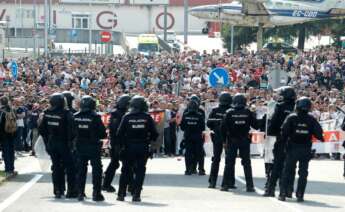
left=209, top=67, right=229, bottom=88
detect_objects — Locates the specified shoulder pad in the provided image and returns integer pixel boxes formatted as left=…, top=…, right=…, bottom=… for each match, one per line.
left=287, top=113, right=298, bottom=119
left=74, top=111, right=81, bottom=116
left=226, top=108, right=235, bottom=113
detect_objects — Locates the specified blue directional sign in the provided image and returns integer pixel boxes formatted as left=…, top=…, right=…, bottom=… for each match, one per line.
left=11, top=61, right=18, bottom=80
left=209, top=67, right=229, bottom=88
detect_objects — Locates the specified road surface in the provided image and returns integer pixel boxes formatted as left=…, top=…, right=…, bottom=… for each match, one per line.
left=0, top=156, right=344, bottom=212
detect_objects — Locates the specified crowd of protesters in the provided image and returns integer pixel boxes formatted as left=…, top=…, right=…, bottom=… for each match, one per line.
left=0, top=45, right=344, bottom=176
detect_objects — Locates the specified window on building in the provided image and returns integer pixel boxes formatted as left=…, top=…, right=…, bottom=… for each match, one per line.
left=72, top=14, right=89, bottom=29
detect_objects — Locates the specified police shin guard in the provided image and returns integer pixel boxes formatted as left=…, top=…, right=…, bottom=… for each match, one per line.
left=264, top=163, right=273, bottom=188
left=243, top=165, right=255, bottom=192
left=132, top=189, right=142, bottom=202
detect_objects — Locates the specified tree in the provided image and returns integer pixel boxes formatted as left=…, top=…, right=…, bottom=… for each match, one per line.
left=222, top=19, right=345, bottom=52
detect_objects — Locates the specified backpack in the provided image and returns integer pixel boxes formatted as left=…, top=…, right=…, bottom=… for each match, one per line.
left=2, top=109, right=17, bottom=134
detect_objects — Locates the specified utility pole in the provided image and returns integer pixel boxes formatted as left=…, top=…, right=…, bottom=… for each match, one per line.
left=44, top=0, right=48, bottom=57
left=89, top=2, right=92, bottom=55
left=14, top=0, right=17, bottom=37
left=33, top=0, right=37, bottom=56
left=230, top=25, right=234, bottom=54
left=183, top=0, right=188, bottom=44
left=163, top=4, right=168, bottom=41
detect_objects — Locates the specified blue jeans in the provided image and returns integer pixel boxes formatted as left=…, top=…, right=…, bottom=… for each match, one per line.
left=2, top=138, right=15, bottom=172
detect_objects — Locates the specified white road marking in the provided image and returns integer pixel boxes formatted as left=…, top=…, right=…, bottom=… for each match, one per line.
left=0, top=174, right=43, bottom=212
left=235, top=176, right=303, bottom=212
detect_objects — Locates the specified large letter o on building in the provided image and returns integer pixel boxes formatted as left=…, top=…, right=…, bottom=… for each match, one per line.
left=155, top=12, right=175, bottom=30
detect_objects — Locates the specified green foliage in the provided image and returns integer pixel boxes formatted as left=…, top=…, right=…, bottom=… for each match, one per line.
left=222, top=19, right=345, bottom=51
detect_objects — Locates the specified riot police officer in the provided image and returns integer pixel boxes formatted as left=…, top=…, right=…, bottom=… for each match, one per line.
left=117, top=96, right=158, bottom=202
left=61, top=91, right=77, bottom=195
left=62, top=91, right=77, bottom=113
left=221, top=93, right=259, bottom=192
left=102, top=95, right=131, bottom=192
left=183, top=94, right=206, bottom=174
left=180, top=100, right=205, bottom=175
left=74, top=96, right=107, bottom=202
left=38, top=93, right=77, bottom=198
left=278, top=97, right=323, bottom=202
left=207, top=92, right=232, bottom=188
left=264, top=86, right=296, bottom=197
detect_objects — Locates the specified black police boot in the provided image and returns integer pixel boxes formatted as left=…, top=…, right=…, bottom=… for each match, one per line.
left=246, top=187, right=255, bottom=192
left=263, top=188, right=275, bottom=197
left=278, top=194, right=286, bottom=201
left=102, top=185, right=116, bottom=193
left=220, top=186, right=229, bottom=192
left=198, top=170, right=206, bottom=176
left=54, top=190, right=63, bottom=199
left=132, top=190, right=142, bottom=202
left=286, top=191, right=293, bottom=198
left=185, top=170, right=192, bottom=175
left=208, top=179, right=216, bottom=189
left=78, top=193, right=85, bottom=201
left=92, top=191, right=105, bottom=202
left=296, top=192, right=304, bottom=202
left=66, top=190, right=78, bottom=199
left=117, top=195, right=125, bottom=201
left=229, top=185, right=237, bottom=189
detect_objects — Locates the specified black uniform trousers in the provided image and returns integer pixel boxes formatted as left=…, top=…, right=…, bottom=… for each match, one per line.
left=103, top=145, right=121, bottom=187
left=76, top=145, right=103, bottom=194
left=267, top=140, right=295, bottom=193
left=209, top=134, right=223, bottom=183
left=49, top=143, right=76, bottom=194
left=185, top=136, right=204, bottom=172
left=280, top=147, right=311, bottom=198
left=222, top=139, right=254, bottom=188
left=118, top=144, right=148, bottom=197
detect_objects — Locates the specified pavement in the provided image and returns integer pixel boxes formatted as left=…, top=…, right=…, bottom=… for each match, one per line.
left=0, top=155, right=344, bottom=212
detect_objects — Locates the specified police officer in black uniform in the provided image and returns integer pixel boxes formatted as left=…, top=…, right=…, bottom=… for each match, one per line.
left=117, top=96, right=158, bottom=202
left=278, top=97, right=324, bottom=202
left=61, top=91, right=77, bottom=195
left=74, top=95, right=107, bottom=202
left=180, top=100, right=205, bottom=175
left=182, top=94, right=206, bottom=174
left=221, top=93, right=259, bottom=192
left=38, top=93, right=77, bottom=199
left=207, top=92, right=232, bottom=188
left=264, top=86, right=296, bottom=197
left=102, top=95, right=131, bottom=192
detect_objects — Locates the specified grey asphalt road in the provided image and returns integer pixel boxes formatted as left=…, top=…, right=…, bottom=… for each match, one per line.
left=0, top=156, right=344, bottom=212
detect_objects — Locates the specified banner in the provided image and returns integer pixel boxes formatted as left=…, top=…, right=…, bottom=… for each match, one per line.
left=250, top=129, right=345, bottom=155
left=149, top=110, right=165, bottom=151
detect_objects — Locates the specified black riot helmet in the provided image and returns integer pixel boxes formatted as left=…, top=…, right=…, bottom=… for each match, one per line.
left=232, top=93, right=247, bottom=109
left=49, top=93, right=65, bottom=110
left=219, top=92, right=232, bottom=107
left=190, top=95, right=201, bottom=107
left=275, top=86, right=296, bottom=103
left=296, top=96, right=312, bottom=113
left=129, top=95, right=148, bottom=113
left=187, top=100, right=199, bottom=113
left=62, top=91, right=75, bottom=109
left=116, top=95, right=131, bottom=110
left=80, top=95, right=96, bottom=112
